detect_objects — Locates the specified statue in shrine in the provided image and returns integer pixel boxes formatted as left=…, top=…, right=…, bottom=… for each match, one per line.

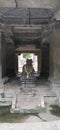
left=20, top=59, right=36, bottom=83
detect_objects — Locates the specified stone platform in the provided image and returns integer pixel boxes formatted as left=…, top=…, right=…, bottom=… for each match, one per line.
left=0, top=79, right=60, bottom=121
left=10, top=84, right=46, bottom=113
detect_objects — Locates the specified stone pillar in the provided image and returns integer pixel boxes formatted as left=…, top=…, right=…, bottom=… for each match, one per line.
left=49, top=21, right=60, bottom=88
left=5, top=33, right=15, bottom=77
left=49, top=29, right=54, bottom=78
left=0, top=29, right=1, bottom=79
left=0, top=27, right=4, bottom=93
left=1, top=31, right=6, bottom=78
left=53, top=23, right=60, bottom=79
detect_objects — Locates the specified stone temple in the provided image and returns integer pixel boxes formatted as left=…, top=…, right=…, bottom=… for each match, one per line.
left=0, top=0, right=60, bottom=82
left=0, top=0, right=60, bottom=120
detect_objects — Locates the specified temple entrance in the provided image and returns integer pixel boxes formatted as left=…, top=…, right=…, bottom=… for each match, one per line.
left=1, top=27, right=50, bottom=79
left=15, top=47, right=41, bottom=77
left=15, top=43, right=50, bottom=79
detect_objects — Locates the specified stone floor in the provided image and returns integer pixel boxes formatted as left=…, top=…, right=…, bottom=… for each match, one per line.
left=0, top=121, right=60, bottom=130
left=0, top=78, right=60, bottom=122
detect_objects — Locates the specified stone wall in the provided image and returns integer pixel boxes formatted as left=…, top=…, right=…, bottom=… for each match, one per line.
left=0, top=0, right=60, bottom=9
left=17, top=0, right=60, bottom=9
left=0, top=0, right=15, bottom=7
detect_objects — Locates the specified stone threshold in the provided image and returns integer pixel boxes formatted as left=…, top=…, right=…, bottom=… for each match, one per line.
left=10, top=107, right=46, bottom=114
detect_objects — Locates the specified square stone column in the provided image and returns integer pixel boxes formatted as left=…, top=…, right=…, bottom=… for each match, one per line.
left=52, top=22, right=60, bottom=80
left=49, top=28, right=54, bottom=79
left=0, top=29, right=1, bottom=79
left=49, top=22, right=60, bottom=81
left=0, top=29, right=4, bottom=93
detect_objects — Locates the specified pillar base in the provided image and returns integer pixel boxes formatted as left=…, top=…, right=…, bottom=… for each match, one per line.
left=48, top=76, right=60, bottom=87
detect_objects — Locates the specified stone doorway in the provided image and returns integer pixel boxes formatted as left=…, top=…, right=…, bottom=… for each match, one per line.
left=15, top=43, right=50, bottom=79
left=15, top=47, right=41, bottom=77
left=1, top=27, right=50, bottom=79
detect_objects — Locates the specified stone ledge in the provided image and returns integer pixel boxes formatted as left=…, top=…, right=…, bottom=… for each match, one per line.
left=44, top=91, right=58, bottom=105
left=10, top=107, right=46, bottom=114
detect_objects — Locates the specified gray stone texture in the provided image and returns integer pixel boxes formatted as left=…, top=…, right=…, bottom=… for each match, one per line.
left=0, top=8, right=54, bottom=25
left=0, top=0, right=16, bottom=7
left=0, top=0, right=60, bottom=9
